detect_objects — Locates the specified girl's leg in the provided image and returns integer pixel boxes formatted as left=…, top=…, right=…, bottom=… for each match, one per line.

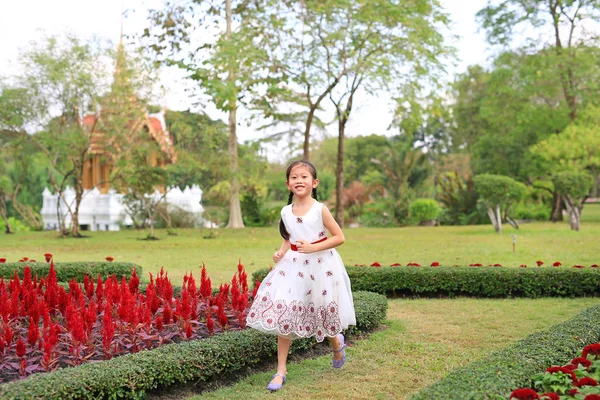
left=270, top=335, right=292, bottom=384
left=328, top=335, right=344, bottom=361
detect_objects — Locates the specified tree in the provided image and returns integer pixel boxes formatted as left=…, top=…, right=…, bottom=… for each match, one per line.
left=473, top=174, right=527, bottom=233
left=146, top=0, right=281, bottom=229
left=15, top=34, right=108, bottom=237
left=321, top=0, right=451, bottom=226
left=552, top=171, right=592, bottom=231
left=476, top=0, right=600, bottom=121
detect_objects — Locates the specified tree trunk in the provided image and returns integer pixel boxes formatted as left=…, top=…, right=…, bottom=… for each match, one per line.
left=487, top=205, right=502, bottom=233
left=334, top=118, right=345, bottom=227
left=563, top=195, right=581, bottom=231
left=550, top=192, right=564, bottom=222
left=303, top=107, right=318, bottom=161
left=71, top=187, right=83, bottom=237
left=0, top=197, right=13, bottom=234
left=225, top=0, right=244, bottom=229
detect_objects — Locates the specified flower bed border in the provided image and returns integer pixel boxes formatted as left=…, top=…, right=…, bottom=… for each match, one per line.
left=409, top=303, right=600, bottom=399
left=0, top=291, right=386, bottom=399
left=0, top=262, right=141, bottom=282
left=253, top=266, right=600, bottom=298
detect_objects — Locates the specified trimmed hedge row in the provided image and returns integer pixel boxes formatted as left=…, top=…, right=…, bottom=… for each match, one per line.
left=409, top=303, right=600, bottom=400
left=0, top=262, right=141, bottom=283
left=0, top=291, right=386, bottom=399
left=253, top=266, right=600, bottom=298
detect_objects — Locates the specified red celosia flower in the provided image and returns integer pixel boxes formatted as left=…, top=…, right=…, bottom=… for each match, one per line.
left=494, top=263, right=502, bottom=267
left=540, top=393, right=560, bottom=400
left=390, top=263, right=402, bottom=266
left=430, top=262, right=440, bottom=267
left=29, top=260, right=36, bottom=262
left=251, top=280, right=261, bottom=299
left=584, top=394, right=600, bottom=400
left=354, top=264, right=359, bottom=266
left=571, top=357, right=592, bottom=368
left=407, top=262, right=421, bottom=267
left=569, top=389, right=579, bottom=396
left=370, top=262, right=381, bottom=267
left=546, top=366, right=577, bottom=381
left=44, top=253, right=53, bottom=262
left=573, top=265, right=585, bottom=269
left=536, top=260, right=544, bottom=266
left=0, top=258, right=6, bottom=263
left=553, top=261, right=562, bottom=267
left=564, top=364, right=577, bottom=370
left=582, top=344, right=600, bottom=360
left=519, top=264, right=527, bottom=268
left=469, top=263, right=483, bottom=267
left=185, top=322, right=193, bottom=339
left=105, top=256, right=114, bottom=262
left=509, top=388, right=540, bottom=400
left=575, top=377, right=599, bottom=387
left=22, top=257, right=29, bottom=261
left=591, top=264, right=599, bottom=268
left=16, top=337, right=26, bottom=358
left=27, top=317, right=39, bottom=347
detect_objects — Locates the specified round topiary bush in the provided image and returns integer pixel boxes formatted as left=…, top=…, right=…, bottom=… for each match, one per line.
left=409, top=198, right=441, bottom=225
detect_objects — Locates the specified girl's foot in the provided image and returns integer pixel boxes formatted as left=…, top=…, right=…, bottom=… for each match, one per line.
left=267, top=372, right=287, bottom=391
left=332, top=334, right=346, bottom=368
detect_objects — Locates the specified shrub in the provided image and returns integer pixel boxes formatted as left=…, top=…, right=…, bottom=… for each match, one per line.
left=253, top=266, right=600, bottom=298
left=0, top=290, right=387, bottom=399
left=409, top=198, right=441, bottom=224
left=512, top=203, right=551, bottom=221
left=0, top=262, right=141, bottom=282
left=410, top=303, right=600, bottom=399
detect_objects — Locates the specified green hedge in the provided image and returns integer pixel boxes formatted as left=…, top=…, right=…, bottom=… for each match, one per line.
left=0, top=262, right=141, bottom=283
left=253, top=266, right=600, bottom=298
left=0, top=290, right=386, bottom=399
left=410, top=303, right=600, bottom=400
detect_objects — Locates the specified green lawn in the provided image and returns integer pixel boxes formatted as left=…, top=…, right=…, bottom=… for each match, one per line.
left=1, top=204, right=599, bottom=285
left=172, top=297, right=597, bottom=400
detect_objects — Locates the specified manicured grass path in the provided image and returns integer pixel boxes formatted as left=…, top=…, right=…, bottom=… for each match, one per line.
left=182, top=298, right=598, bottom=400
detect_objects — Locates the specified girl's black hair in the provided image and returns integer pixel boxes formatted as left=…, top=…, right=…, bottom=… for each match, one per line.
left=279, top=160, right=319, bottom=240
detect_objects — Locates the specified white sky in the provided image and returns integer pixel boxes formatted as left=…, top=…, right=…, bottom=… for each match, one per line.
left=0, top=0, right=495, bottom=143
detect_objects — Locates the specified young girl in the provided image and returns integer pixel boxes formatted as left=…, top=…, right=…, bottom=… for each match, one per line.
left=247, top=160, right=356, bottom=392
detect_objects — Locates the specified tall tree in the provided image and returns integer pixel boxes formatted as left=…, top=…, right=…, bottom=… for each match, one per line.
left=477, top=0, right=600, bottom=122
left=145, top=1, right=277, bottom=228
left=322, top=0, right=452, bottom=226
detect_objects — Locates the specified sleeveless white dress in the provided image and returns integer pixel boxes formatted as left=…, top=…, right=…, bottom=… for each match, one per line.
left=247, top=201, right=356, bottom=342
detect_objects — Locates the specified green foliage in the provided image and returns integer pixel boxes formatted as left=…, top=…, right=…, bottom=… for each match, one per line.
left=410, top=303, right=600, bottom=399
left=409, top=199, right=441, bottom=224
left=0, top=217, right=31, bottom=233
left=553, top=171, right=594, bottom=202
left=436, top=172, right=486, bottom=225
left=253, top=266, right=600, bottom=299
left=357, top=199, right=399, bottom=227
left=0, top=262, right=141, bottom=282
left=0, top=290, right=386, bottom=399
left=474, top=174, right=527, bottom=209
left=511, top=203, right=551, bottom=221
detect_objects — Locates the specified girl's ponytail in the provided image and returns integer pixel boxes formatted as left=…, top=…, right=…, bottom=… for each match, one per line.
left=312, top=188, right=318, bottom=200
left=279, top=191, right=294, bottom=240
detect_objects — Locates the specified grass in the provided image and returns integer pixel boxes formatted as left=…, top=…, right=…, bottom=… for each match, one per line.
left=173, top=297, right=598, bottom=400
left=1, top=204, right=599, bottom=285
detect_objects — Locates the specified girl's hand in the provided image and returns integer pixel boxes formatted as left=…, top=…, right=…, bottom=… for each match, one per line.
left=295, top=240, right=314, bottom=254
left=273, top=251, right=283, bottom=263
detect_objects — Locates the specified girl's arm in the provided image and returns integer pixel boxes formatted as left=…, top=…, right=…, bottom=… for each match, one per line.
left=296, top=205, right=344, bottom=253
left=273, top=239, right=291, bottom=262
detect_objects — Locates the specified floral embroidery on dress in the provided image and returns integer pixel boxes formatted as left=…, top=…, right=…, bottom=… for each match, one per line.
left=246, top=296, right=342, bottom=342
left=266, top=282, right=272, bottom=286
left=322, top=290, right=327, bottom=295
left=296, top=217, right=303, bottom=223
left=319, top=231, right=326, bottom=237
left=310, top=274, right=315, bottom=281
left=304, top=259, right=310, bottom=265
left=279, top=270, right=286, bottom=277
left=317, top=257, right=323, bottom=264
left=306, top=289, right=312, bottom=295
left=297, top=272, right=304, bottom=278
left=293, top=257, right=297, bottom=263
left=326, top=270, right=333, bottom=277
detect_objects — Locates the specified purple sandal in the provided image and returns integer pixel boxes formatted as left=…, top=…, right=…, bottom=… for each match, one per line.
left=267, top=372, right=286, bottom=392
left=332, top=333, right=346, bottom=369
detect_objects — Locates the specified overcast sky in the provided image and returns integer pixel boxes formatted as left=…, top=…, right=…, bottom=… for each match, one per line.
left=0, top=0, right=497, bottom=143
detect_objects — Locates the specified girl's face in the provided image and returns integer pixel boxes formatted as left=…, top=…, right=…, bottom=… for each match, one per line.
left=286, top=164, right=318, bottom=198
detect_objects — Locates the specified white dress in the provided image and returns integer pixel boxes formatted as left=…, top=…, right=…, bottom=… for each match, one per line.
left=247, top=200, right=356, bottom=342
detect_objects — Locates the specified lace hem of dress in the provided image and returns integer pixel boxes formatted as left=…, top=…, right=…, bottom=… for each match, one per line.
left=247, top=293, right=343, bottom=343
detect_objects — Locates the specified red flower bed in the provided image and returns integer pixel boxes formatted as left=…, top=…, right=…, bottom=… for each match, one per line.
left=0, top=261, right=254, bottom=383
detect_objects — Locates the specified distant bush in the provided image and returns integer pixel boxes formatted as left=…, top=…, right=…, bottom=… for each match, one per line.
left=512, top=203, right=551, bottom=221
left=409, top=199, right=441, bottom=224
